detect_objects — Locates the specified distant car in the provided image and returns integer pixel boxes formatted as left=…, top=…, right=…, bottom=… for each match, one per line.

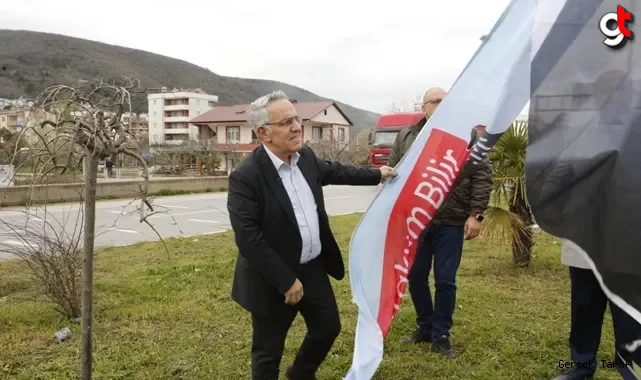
left=148, top=165, right=180, bottom=175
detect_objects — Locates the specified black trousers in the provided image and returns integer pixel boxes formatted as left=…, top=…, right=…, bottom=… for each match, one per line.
left=568, top=266, right=641, bottom=378
left=250, top=257, right=341, bottom=380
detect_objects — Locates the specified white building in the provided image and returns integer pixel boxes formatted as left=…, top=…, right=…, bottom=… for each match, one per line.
left=190, top=100, right=353, bottom=173
left=147, top=88, right=219, bottom=145
left=0, top=97, right=34, bottom=109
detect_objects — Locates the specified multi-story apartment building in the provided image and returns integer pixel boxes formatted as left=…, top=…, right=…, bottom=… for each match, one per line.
left=0, top=107, right=151, bottom=149
left=0, top=107, right=59, bottom=147
left=147, top=88, right=219, bottom=145
left=0, top=109, right=26, bottom=132
left=122, top=112, right=149, bottom=139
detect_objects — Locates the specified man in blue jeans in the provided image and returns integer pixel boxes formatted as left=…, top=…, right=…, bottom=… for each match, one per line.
left=386, top=88, right=493, bottom=359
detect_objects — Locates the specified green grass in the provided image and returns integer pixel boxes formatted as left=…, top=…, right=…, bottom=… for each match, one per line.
left=0, top=214, right=622, bottom=380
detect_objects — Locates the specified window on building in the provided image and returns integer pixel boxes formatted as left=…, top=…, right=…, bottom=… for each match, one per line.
left=208, top=101, right=216, bottom=107
left=226, top=126, right=240, bottom=143
left=338, top=128, right=345, bottom=142
left=312, top=126, right=323, bottom=140
left=166, top=134, right=188, bottom=141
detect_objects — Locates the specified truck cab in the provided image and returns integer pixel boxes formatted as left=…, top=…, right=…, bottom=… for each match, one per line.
left=368, top=111, right=425, bottom=168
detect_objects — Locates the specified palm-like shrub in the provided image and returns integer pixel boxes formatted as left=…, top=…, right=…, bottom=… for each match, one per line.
left=481, top=120, right=534, bottom=266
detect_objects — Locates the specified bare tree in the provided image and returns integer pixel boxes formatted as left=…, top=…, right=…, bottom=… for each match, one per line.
left=306, top=139, right=370, bottom=166
left=182, top=138, right=222, bottom=175
left=194, top=137, right=222, bottom=175
left=1, top=77, right=163, bottom=380
left=0, top=207, right=87, bottom=319
left=148, top=145, right=183, bottom=175
left=0, top=128, right=30, bottom=165
left=218, top=141, right=242, bottom=174
left=148, top=139, right=222, bottom=176
left=389, top=93, right=423, bottom=113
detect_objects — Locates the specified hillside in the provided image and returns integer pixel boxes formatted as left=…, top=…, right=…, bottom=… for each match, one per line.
left=0, top=30, right=380, bottom=132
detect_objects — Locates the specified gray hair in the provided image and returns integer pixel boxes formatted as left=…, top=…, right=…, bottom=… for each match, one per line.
left=247, top=90, right=289, bottom=133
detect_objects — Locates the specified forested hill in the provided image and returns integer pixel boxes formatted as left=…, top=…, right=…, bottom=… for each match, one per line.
left=0, top=30, right=380, bottom=132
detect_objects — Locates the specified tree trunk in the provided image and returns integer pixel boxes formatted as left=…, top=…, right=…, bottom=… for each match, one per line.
left=509, top=191, right=534, bottom=266
left=511, top=220, right=533, bottom=266
left=80, top=153, right=98, bottom=380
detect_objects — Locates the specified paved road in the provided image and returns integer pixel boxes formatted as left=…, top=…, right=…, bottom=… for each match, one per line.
left=0, top=185, right=380, bottom=259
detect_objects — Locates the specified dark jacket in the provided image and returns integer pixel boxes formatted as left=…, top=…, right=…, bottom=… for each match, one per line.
left=226, top=144, right=382, bottom=315
left=387, top=117, right=493, bottom=225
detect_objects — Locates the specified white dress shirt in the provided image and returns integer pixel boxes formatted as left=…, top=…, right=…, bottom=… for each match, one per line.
left=264, top=145, right=322, bottom=264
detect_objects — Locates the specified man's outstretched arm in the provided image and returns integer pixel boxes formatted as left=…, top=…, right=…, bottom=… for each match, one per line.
left=305, top=146, right=386, bottom=186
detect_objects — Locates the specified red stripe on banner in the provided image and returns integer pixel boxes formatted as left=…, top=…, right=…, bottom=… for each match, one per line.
left=376, top=128, right=471, bottom=337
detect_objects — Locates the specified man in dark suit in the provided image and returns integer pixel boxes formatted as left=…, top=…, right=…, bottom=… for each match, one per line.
left=227, top=90, right=397, bottom=380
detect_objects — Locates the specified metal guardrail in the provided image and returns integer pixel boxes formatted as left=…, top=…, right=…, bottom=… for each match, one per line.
left=104, top=168, right=142, bottom=179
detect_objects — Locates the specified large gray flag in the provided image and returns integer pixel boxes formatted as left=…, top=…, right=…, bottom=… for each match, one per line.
left=526, top=0, right=641, bottom=328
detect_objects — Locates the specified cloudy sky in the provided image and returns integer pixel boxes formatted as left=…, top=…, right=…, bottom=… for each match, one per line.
left=1, top=0, right=512, bottom=113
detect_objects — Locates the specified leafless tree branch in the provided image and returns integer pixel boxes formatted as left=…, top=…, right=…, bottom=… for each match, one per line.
left=389, top=93, right=423, bottom=113
left=305, top=140, right=371, bottom=166
left=0, top=77, right=165, bottom=380
left=0, top=206, right=109, bottom=319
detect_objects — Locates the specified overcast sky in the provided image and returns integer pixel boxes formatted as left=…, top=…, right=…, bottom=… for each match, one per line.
left=1, top=0, right=512, bottom=114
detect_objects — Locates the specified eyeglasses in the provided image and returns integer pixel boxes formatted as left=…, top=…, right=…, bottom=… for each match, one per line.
left=423, top=99, right=442, bottom=106
left=264, top=115, right=302, bottom=128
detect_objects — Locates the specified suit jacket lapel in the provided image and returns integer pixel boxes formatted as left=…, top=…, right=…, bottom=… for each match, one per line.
left=296, top=149, right=323, bottom=209
left=256, top=146, right=300, bottom=234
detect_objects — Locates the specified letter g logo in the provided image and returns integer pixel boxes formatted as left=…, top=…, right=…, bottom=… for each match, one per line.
left=599, top=5, right=634, bottom=49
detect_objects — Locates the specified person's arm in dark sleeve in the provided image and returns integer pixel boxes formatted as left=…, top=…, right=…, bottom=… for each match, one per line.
left=308, top=146, right=382, bottom=186
left=386, top=130, right=404, bottom=168
left=469, top=159, right=493, bottom=215
left=226, top=171, right=297, bottom=295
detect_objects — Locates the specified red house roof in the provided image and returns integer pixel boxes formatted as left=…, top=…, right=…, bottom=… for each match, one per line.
left=190, top=100, right=353, bottom=126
